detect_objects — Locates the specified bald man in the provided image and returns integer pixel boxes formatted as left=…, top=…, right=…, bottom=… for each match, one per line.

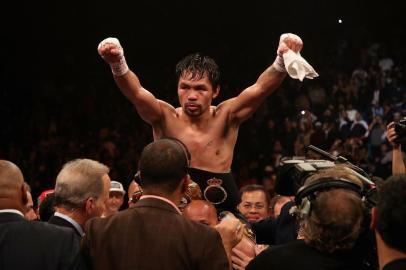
left=0, top=160, right=82, bottom=270
left=183, top=200, right=258, bottom=270
left=183, top=199, right=219, bottom=226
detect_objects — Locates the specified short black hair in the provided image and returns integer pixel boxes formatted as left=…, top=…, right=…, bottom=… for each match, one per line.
left=139, top=139, right=189, bottom=194
left=239, top=184, right=271, bottom=207
left=376, top=174, right=406, bottom=253
left=175, top=53, right=220, bottom=88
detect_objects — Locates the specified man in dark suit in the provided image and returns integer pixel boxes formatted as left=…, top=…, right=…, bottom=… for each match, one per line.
left=82, top=138, right=232, bottom=270
left=0, top=160, right=82, bottom=270
left=49, top=158, right=111, bottom=240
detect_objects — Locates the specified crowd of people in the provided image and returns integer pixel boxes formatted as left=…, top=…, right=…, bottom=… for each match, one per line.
left=1, top=136, right=406, bottom=269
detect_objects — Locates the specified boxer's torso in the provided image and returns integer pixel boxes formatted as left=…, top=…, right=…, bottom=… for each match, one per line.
left=151, top=102, right=238, bottom=173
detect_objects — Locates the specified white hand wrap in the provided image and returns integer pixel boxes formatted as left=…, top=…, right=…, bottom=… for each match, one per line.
left=98, top=37, right=129, bottom=77
left=273, top=33, right=302, bottom=73
left=273, top=54, right=286, bottom=73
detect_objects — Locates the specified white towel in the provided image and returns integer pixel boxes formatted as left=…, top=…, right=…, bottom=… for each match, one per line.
left=283, top=50, right=319, bottom=81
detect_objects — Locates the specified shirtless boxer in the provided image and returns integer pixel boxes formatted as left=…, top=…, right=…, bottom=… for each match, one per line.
left=98, top=33, right=303, bottom=211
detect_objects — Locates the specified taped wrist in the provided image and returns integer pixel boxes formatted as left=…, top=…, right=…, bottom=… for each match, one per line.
left=273, top=54, right=286, bottom=73
left=98, top=37, right=129, bottom=76
left=110, top=56, right=129, bottom=77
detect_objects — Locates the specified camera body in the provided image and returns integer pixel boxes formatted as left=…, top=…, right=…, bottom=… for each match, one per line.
left=275, top=157, right=335, bottom=196
left=275, top=149, right=378, bottom=270
left=275, top=156, right=377, bottom=208
left=394, top=117, right=406, bottom=143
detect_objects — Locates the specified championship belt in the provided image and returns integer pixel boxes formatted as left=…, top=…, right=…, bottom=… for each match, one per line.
left=188, top=168, right=240, bottom=212
left=204, top=177, right=228, bottom=205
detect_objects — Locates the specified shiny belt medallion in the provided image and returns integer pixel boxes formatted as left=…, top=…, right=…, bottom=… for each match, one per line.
left=204, top=177, right=227, bottom=205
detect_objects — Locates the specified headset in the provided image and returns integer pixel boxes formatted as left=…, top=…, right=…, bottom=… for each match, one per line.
left=293, top=177, right=364, bottom=218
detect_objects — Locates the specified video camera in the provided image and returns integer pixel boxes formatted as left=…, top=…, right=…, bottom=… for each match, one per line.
left=274, top=145, right=378, bottom=270
left=275, top=145, right=377, bottom=208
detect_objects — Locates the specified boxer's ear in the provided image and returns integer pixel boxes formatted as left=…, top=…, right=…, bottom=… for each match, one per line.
left=212, top=85, right=220, bottom=99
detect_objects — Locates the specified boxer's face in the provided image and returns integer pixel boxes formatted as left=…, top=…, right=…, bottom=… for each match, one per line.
left=178, top=72, right=219, bottom=117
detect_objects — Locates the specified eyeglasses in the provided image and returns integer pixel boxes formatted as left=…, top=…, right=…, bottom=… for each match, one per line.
left=241, top=203, right=266, bottom=210
left=128, top=189, right=143, bottom=204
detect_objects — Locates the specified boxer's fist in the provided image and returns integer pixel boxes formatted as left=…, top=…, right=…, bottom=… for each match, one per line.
left=97, top=37, right=129, bottom=76
left=273, top=33, right=303, bottom=73
left=98, top=37, right=125, bottom=64
left=277, top=33, right=303, bottom=56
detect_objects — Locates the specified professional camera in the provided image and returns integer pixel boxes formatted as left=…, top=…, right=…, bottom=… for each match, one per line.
left=274, top=145, right=378, bottom=270
left=394, top=117, right=406, bottom=143
left=275, top=145, right=377, bottom=207
left=275, top=157, right=336, bottom=196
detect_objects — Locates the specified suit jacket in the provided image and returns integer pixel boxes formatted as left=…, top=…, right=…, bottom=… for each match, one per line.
left=247, top=240, right=361, bottom=270
left=252, top=201, right=298, bottom=245
left=49, top=214, right=83, bottom=240
left=82, top=197, right=229, bottom=270
left=0, top=212, right=82, bottom=270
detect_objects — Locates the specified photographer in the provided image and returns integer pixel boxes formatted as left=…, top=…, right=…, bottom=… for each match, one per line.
left=386, top=122, right=405, bottom=174
left=247, top=165, right=371, bottom=270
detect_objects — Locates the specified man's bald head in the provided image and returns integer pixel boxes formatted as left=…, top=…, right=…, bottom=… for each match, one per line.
left=183, top=200, right=218, bottom=227
left=0, top=160, right=25, bottom=197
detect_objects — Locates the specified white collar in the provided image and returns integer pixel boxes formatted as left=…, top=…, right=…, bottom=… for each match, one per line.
left=0, top=209, right=24, bottom=217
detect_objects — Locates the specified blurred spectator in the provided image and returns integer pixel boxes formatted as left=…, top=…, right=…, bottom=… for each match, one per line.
left=127, top=179, right=143, bottom=207
left=38, top=192, right=55, bottom=222
left=269, top=195, right=292, bottom=219
left=371, top=174, right=406, bottom=270
left=24, top=183, right=38, bottom=221
left=102, top=180, right=125, bottom=217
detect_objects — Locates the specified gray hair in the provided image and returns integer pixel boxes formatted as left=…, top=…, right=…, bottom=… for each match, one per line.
left=54, top=159, right=109, bottom=209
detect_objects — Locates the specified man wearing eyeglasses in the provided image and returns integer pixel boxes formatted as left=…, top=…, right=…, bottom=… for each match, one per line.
left=237, top=185, right=271, bottom=223
left=127, top=176, right=143, bottom=208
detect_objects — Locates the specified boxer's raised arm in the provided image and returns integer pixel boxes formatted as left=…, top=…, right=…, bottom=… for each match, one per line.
left=98, top=38, right=165, bottom=125
left=225, top=34, right=302, bottom=125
